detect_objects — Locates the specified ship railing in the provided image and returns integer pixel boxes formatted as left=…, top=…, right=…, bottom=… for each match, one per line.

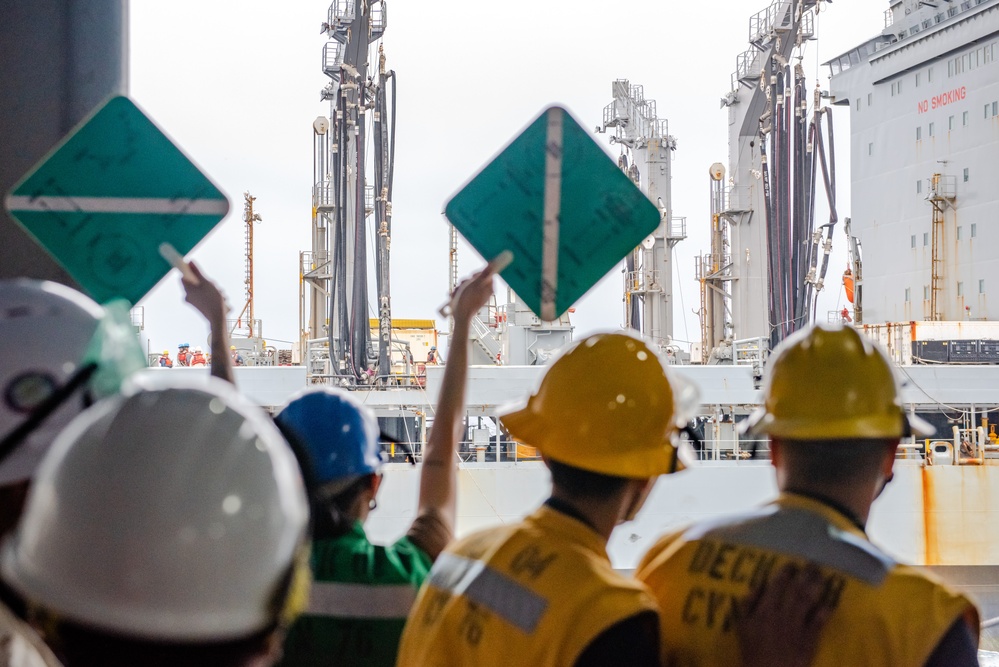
left=629, top=83, right=645, bottom=104
left=327, top=0, right=355, bottom=39
left=370, top=0, right=386, bottom=39
left=748, top=1, right=812, bottom=45
left=369, top=373, right=427, bottom=388
left=734, top=49, right=764, bottom=87
left=749, top=2, right=780, bottom=45
left=696, top=253, right=732, bottom=281
left=624, top=269, right=662, bottom=294
left=827, top=309, right=852, bottom=324
left=322, top=41, right=344, bottom=79
left=733, top=336, right=768, bottom=367
left=449, top=439, right=543, bottom=464
left=364, top=184, right=375, bottom=217
left=602, top=101, right=623, bottom=129
left=313, top=181, right=335, bottom=209
left=656, top=118, right=669, bottom=139
left=928, top=174, right=957, bottom=200
left=695, top=435, right=772, bottom=463
left=725, top=184, right=752, bottom=212
left=669, top=216, right=687, bottom=240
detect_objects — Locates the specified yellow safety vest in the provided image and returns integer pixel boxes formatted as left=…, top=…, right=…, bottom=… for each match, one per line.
left=635, top=493, right=980, bottom=667
left=397, top=505, right=658, bottom=667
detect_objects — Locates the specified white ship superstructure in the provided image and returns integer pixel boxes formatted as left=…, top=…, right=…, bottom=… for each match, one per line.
left=827, top=0, right=999, bottom=324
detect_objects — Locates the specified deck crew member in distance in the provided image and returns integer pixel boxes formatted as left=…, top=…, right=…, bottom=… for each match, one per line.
left=636, top=324, right=981, bottom=667
left=274, top=264, right=497, bottom=667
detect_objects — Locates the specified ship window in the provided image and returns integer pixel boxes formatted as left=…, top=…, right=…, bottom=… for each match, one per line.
left=949, top=115, right=955, bottom=130
left=924, top=232, right=930, bottom=246
left=964, top=168, right=970, bottom=182
left=928, top=67, right=934, bottom=82
left=917, top=180, right=923, bottom=194
left=911, top=234, right=917, bottom=248
left=972, top=223, right=978, bottom=237
left=981, top=280, right=986, bottom=294
left=993, top=101, right=998, bottom=116
left=928, top=122, right=935, bottom=137
left=868, top=142, right=874, bottom=156
left=905, top=288, right=911, bottom=303
left=957, top=226, right=963, bottom=240
left=958, top=282, right=964, bottom=297
left=924, top=285, right=931, bottom=300
left=949, top=60, right=955, bottom=77
left=963, top=110, right=969, bottom=126
left=916, top=126, right=922, bottom=140
left=972, top=50, right=980, bottom=69
left=916, top=72, right=921, bottom=87
left=856, top=98, right=861, bottom=111
left=986, top=104, right=991, bottom=119
left=868, top=92, right=873, bottom=106
left=963, top=54, right=970, bottom=71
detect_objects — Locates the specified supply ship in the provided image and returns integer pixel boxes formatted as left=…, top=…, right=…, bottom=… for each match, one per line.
left=158, top=0, right=999, bottom=650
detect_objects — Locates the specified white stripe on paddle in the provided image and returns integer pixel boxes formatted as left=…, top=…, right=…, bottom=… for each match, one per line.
left=5, top=195, right=228, bottom=216
left=541, top=108, right=563, bottom=322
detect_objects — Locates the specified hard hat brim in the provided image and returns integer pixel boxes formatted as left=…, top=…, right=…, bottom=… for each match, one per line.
left=500, top=403, right=687, bottom=478
left=740, top=407, right=936, bottom=440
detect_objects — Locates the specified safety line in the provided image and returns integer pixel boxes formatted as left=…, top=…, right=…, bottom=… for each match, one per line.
left=5, top=195, right=228, bottom=216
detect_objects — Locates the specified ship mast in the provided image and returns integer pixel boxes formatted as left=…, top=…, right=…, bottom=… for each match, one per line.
left=303, top=0, right=393, bottom=384
left=232, top=192, right=262, bottom=340
left=599, top=80, right=684, bottom=352
left=718, top=0, right=837, bottom=356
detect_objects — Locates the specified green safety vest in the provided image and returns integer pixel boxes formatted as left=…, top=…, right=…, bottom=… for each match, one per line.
left=278, top=521, right=432, bottom=667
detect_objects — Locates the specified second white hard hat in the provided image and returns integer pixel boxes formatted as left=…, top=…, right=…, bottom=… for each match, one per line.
left=0, top=279, right=104, bottom=486
left=1, top=374, right=310, bottom=641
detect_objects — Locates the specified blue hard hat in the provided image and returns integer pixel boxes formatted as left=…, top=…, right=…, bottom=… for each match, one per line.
left=179, top=343, right=189, bottom=348
left=274, top=387, right=384, bottom=489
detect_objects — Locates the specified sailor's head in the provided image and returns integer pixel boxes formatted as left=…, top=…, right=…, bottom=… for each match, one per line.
left=500, top=332, right=695, bottom=523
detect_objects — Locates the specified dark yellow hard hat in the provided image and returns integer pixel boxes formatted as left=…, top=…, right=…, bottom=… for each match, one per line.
left=500, top=332, right=693, bottom=478
left=743, top=324, right=933, bottom=440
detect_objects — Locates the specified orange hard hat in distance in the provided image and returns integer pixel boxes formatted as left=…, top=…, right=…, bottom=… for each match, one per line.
left=500, top=332, right=694, bottom=479
left=742, top=324, right=934, bottom=440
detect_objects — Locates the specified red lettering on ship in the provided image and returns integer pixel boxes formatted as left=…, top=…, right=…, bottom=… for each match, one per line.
left=918, top=86, right=967, bottom=113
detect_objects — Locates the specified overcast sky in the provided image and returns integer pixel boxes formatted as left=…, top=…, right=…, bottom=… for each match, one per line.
left=129, top=0, right=886, bottom=357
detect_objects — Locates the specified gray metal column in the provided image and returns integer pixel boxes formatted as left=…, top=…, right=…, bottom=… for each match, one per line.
left=0, top=0, right=128, bottom=283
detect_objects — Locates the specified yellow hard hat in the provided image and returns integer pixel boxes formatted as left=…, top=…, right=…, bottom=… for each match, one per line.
left=500, top=332, right=693, bottom=478
left=230, top=345, right=236, bottom=350
left=162, top=350, right=169, bottom=355
left=742, top=324, right=934, bottom=440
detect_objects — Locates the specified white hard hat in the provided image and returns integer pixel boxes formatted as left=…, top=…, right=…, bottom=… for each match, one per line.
left=194, top=346, right=204, bottom=354
left=1, top=374, right=310, bottom=641
left=0, top=279, right=103, bottom=486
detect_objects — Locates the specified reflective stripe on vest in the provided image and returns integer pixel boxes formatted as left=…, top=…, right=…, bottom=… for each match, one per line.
left=306, top=582, right=417, bottom=620
left=683, top=506, right=894, bottom=586
left=428, top=552, right=549, bottom=633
